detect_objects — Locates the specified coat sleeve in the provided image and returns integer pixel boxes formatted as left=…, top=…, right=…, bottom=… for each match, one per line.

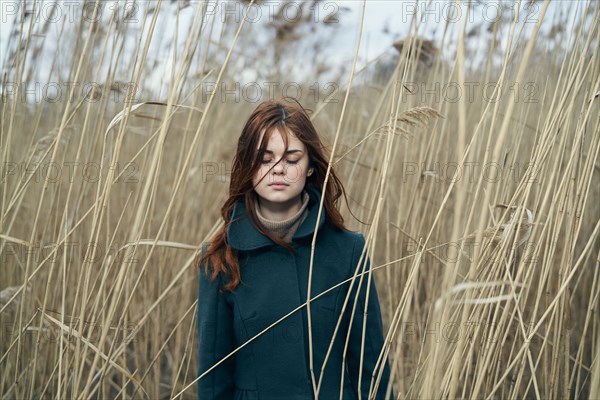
left=346, top=233, right=394, bottom=399
left=197, top=242, right=235, bottom=400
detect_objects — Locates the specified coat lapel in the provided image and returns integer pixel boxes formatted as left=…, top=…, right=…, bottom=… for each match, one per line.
left=227, top=185, right=326, bottom=251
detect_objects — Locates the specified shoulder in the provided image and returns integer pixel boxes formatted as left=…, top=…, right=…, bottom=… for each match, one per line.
left=198, top=241, right=219, bottom=284
left=345, top=230, right=367, bottom=260
left=198, top=241, right=211, bottom=269
left=200, top=241, right=211, bottom=254
left=318, top=225, right=367, bottom=262
left=324, top=225, right=366, bottom=247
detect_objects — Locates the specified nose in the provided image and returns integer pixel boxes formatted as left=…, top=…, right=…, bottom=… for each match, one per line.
left=272, top=159, right=285, bottom=175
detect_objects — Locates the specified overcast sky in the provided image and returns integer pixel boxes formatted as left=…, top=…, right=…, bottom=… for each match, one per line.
left=0, top=1, right=583, bottom=100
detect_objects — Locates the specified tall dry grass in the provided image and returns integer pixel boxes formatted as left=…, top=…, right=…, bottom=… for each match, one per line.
left=1, top=0, right=599, bottom=399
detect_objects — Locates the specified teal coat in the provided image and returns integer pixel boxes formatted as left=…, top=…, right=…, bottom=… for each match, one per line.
left=197, top=185, right=394, bottom=399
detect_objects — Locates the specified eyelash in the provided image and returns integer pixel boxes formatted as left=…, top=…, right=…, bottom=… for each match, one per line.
left=261, top=159, right=299, bottom=165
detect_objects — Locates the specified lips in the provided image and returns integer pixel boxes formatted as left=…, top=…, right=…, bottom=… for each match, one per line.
left=269, top=181, right=288, bottom=190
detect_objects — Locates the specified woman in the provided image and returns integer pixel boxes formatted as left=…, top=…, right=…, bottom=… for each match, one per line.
left=197, top=97, right=394, bottom=399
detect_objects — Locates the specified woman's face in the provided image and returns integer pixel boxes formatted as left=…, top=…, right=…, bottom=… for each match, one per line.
left=252, top=127, right=313, bottom=211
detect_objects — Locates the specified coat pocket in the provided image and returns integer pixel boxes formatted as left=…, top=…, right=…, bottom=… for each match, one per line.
left=316, top=285, right=341, bottom=313
left=240, top=308, right=258, bottom=322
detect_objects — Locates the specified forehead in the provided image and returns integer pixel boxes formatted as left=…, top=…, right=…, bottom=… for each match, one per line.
left=257, top=127, right=305, bottom=151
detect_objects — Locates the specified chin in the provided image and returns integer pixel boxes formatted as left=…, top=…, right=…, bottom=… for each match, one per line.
left=262, top=192, right=295, bottom=201
left=256, top=186, right=302, bottom=202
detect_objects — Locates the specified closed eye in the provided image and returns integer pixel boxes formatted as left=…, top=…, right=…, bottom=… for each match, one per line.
left=261, top=159, right=299, bottom=165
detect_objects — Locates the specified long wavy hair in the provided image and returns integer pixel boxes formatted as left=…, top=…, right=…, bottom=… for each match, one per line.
left=198, top=97, right=360, bottom=292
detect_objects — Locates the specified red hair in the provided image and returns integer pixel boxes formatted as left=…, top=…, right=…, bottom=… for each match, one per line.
left=198, top=97, right=359, bottom=291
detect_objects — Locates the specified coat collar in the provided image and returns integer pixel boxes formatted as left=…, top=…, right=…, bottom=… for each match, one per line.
left=227, top=185, right=326, bottom=251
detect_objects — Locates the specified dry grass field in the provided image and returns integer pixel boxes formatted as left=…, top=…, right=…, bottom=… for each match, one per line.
left=1, top=0, right=599, bottom=399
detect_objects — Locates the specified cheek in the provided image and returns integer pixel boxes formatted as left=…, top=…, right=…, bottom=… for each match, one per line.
left=252, top=166, right=267, bottom=183
left=300, top=160, right=311, bottom=177
left=288, top=162, right=309, bottom=181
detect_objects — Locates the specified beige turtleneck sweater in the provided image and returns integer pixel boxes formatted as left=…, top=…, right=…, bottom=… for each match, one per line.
left=254, top=190, right=310, bottom=243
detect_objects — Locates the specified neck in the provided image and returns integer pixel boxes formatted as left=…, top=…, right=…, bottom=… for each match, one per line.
left=256, top=194, right=303, bottom=222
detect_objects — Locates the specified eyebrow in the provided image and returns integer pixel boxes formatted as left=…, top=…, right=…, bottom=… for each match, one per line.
left=263, top=149, right=304, bottom=155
